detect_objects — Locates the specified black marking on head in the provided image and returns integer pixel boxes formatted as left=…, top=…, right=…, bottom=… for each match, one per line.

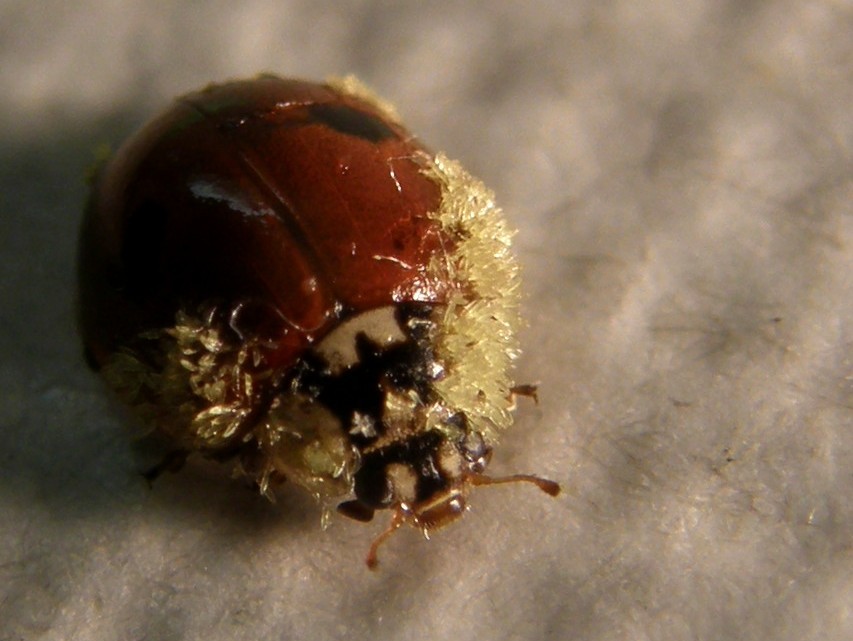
left=308, top=103, right=396, bottom=142
left=353, top=431, right=447, bottom=509
left=288, top=303, right=452, bottom=510
left=337, top=499, right=376, bottom=523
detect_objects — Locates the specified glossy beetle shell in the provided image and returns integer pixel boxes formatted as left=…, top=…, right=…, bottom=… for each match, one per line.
left=79, top=76, right=447, bottom=371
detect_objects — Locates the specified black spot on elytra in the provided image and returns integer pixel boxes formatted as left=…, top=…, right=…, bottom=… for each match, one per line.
left=308, top=104, right=396, bottom=142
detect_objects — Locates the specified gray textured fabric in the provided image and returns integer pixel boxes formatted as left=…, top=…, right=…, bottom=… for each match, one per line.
left=1, top=2, right=850, bottom=640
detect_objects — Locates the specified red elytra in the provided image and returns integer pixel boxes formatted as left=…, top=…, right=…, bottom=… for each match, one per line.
left=79, top=76, right=447, bottom=371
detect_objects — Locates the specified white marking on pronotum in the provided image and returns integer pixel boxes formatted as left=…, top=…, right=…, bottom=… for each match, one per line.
left=315, top=306, right=407, bottom=374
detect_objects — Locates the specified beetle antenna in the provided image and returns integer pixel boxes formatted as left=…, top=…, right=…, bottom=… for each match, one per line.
left=365, top=507, right=407, bottom=569
left=468, top=472, right=561, bottom=496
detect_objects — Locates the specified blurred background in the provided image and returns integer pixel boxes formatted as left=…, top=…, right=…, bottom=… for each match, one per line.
left=1, top=1, right=850, bottom=640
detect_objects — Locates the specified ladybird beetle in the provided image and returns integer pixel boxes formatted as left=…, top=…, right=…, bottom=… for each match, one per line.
left=78, top=75, right=559, bottom=567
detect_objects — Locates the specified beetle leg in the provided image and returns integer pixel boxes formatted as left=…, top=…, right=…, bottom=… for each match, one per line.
left=141, top=449, right=189, bottom=485
left=509, top=383, right=539, bottom=405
